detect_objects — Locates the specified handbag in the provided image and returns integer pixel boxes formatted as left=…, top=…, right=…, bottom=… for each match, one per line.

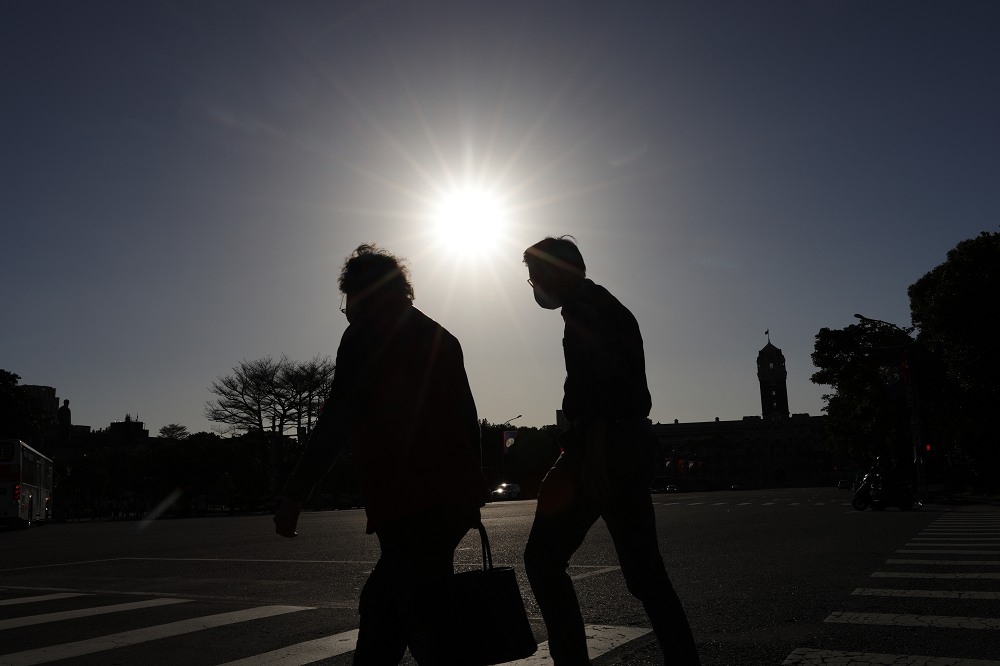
left=451, top=521, right=538, bottom=665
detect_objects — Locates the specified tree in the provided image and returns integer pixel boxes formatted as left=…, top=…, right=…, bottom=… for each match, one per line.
left=0, top=369, right=46, bottom=441
left=810, top=321, right=917, bottom=463
left=908, top=230, right=1000, bottom=474
left=281, top=355, right=336, bottom=436
left=205, top=356, right=335, bottom=437
left=158, top=424, right=190, bottom=441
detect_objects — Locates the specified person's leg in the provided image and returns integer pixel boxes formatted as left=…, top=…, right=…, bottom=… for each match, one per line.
left=524, top=452, right=601, bottom=666
left=353, top=555, right=409, bottom=666
left=602, top=484, right=700, bottom=666
left=404, top=509, right=474, bottom=666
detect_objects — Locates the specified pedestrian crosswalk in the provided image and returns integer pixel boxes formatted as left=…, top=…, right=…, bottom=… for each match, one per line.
left=0, top=589, right=652, bottom=666
left=782, top=509, right=1000, bottom=666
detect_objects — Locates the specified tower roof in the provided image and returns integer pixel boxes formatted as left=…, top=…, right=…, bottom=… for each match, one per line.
left=758, top=341, right=783, bottom=356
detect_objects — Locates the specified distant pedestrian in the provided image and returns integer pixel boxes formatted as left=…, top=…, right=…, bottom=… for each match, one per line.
left=521, top=236, right=700, bottom=666
left=274, top=243, right=489, bottom=665
left=57, top=399, right=72, bottom=444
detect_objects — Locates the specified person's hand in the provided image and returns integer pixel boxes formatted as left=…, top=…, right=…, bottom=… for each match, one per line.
left=273, top=497, right=301, bottom=538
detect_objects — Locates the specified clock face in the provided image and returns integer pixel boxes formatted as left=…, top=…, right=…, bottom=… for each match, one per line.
left=505, top=438, right=515, bottom=449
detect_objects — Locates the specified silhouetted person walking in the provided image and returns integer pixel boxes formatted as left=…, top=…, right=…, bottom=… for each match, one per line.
left=522, top=236, right=700, bottom=666
left=274, top=244, right=489, bottom=665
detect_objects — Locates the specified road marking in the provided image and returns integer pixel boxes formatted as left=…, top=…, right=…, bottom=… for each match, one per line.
left=782, top=647, right=1000, bottom=665
left=737, top=502, right=752, bottom=506
left=789, top=502, right=801, bottom=506
left=825, top=611, right=1000, bottom=629
left=0, top=593, right=87, bottom=607
left=570, top=566, right=620, bottom=581
left=0, top=559, right=123, bottom=573
left=0, top=605, right=311, bottom=666
left=853, top=588, right=1000, bottom=600
left=912, top=537, right=1000, bottom=541
left=687, top=502, right=705, bottom=506
left=506, top=624, right=652, bottom=665
left=213, top=624, right=651, bottom=666
left=217, top=629, right=360, bottom=666
left=899, top=550, right=1000, bottom=555
left=0, top=585, right=356, bottom=608
left=762, top=502, right=775, bottom=506
left=887, top=559, right=1000, bottom=566
left=0, top=598, right=191, bottom=630
left=906, top=542, right=1000, bottom=548
left=873, top=571, right=1000, bottom=580
left=711, top=502, right=727, bottom=506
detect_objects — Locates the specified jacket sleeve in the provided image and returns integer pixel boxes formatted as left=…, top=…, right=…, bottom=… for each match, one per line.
left=453, top=338, right=482, bottom=467
left=280, top=330, right=360, bottom=503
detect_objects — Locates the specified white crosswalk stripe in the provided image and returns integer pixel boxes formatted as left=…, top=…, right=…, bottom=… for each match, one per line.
left=0, top=590, right=655, bottom=666
left=0, top=605, right=310, bottom=666
left=507, top=624, right=652, bottom=665
left=0, top=597, right=190, bottom=630
left=0, top=594, right=87, bottom=607
left=216, top=629, right=360, bottom=666
left=784, top=508, right=1000, bottom=665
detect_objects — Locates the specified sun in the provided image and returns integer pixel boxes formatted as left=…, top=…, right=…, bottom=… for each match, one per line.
left=430, top=185, right=507, bottom=258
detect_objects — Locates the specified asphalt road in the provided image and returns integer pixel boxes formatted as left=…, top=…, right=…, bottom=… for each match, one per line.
left=2, top=488, right=998, bottom=665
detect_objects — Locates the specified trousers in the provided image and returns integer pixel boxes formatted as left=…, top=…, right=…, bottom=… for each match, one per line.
left=524, top=443, right=700, bottom=666
left=353, top=505, right=478, bottom=666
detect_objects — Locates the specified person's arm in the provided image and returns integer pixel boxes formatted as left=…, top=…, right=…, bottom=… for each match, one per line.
left=274, top=330, right=360, bottom=537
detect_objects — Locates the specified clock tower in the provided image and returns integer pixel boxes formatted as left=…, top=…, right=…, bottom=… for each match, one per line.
left=757, top=332, right=789, bottom=420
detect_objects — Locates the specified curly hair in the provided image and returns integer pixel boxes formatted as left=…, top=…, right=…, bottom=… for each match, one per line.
left=338, top=244, right=415, bottom=302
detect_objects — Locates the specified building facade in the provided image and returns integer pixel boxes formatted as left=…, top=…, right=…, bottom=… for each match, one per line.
left=649, top=338, right=830, bottom=490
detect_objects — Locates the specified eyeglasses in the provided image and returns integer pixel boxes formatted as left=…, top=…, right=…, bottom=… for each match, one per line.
left=526, top=278, right=535, bottom=288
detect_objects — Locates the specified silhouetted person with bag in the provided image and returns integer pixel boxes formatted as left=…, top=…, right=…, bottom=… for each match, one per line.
left=521, top=236, right=700, bottom=666
left=274, top=244, right=489, bottom=665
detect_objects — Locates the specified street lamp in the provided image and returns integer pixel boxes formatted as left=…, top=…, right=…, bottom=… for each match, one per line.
left=854, top=313, right=924, bottom=502
left=498, top=415, right=522, bottom=481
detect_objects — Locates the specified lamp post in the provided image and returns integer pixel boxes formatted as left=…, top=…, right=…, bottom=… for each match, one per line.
left=499, top=415, right=521, bottom=480
left=854, top=313, right=923, bottom=501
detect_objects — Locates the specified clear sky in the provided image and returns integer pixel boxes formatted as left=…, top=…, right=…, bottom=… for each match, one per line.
left=3, top=1, right=998, bottom=436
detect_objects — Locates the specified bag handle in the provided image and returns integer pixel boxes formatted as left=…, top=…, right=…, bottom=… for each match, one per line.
left=475, top=521, right=493, bottom=571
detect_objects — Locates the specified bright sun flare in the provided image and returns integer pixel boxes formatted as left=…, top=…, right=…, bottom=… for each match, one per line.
left=431, top=186, right=506, bottom=258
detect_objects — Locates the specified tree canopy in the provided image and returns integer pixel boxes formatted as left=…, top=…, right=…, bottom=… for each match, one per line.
left=908, top=230, right=1000, bottom=468
left=205, top=355, right=335, bottom=437
left=812, top=229, right=1000, bottom=487
left=0, top=369, right=47, bottom=441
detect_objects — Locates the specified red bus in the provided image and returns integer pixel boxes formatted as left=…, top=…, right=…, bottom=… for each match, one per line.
left=0, top=438, right=53, bottom=528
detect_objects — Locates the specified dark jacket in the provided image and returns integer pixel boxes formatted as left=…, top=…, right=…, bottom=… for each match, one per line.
left=560, top=278, right=652, bottom=426
left=282, top=303, right=489, bottom=533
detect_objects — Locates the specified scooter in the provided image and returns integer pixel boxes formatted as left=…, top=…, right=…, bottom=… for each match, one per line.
left=852, top=471, right=916, bottom=511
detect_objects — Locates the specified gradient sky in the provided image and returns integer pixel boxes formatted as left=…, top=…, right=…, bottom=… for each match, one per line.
left=4, top=1, right=998, bottom=437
